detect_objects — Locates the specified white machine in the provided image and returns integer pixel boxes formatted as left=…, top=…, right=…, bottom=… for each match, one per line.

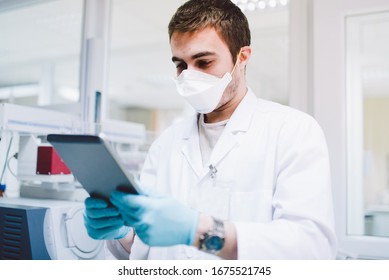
left=0, top=197, right=104, bottom=260
left=0, top=103, right=146, bottom=260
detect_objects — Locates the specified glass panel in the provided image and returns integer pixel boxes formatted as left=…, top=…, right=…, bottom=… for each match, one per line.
left=346, top=11, right=389, bottom=238
left=0, top=0, right=83, bottom=106
left=108, top=0, right=289, bottom=135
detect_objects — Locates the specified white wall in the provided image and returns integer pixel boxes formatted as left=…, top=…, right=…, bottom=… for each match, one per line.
left=312, top=0, right=389, bottom=259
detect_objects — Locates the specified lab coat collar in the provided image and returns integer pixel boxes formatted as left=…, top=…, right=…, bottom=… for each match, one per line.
left=207, top=88, right=257, bottom=168
left=223, top=88, right=257, bottom=134
left=181, top=114, right=203, bottom=177
left=181, top=88, right=257, bottom=138
left=181, top=88, right=258, bottom=178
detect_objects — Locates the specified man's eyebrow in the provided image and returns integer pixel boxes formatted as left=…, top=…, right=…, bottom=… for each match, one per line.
left=191, top=51, right=217, bottom=59
left=171, top=51, right=217, bottom=63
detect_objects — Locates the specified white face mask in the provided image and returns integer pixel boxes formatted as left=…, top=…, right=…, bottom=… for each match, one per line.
left=175, top=71, right=232, bottom=114
left=174, top=51, right=241, bottom=114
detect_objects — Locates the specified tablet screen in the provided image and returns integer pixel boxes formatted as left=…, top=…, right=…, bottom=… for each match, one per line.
left=47, top=134, right=140, bottom=200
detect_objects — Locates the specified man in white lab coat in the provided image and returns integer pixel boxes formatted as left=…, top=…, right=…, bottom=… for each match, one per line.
left=84, top=0, right=337, bottom=259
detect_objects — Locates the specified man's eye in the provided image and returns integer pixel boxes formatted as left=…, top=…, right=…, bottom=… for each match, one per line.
left=197, top=60, right=211, bottom=68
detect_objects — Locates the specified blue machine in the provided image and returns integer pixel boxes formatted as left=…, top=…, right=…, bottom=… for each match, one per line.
left=0, top=204, right=50, bottom=259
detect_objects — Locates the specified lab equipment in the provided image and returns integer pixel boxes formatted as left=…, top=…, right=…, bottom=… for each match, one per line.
left=0, top=197, right=104, bottom=260
left=47, top=134, right=141, bottom=201
left=0, top=103, right=147, bottom=259
left=0, top=203, right=49, bottom=259
left=36, top=146, right=71, bottom=175
left=365, top=206, right=389, bottom=237
left=0, top=184, right=5, bottom=197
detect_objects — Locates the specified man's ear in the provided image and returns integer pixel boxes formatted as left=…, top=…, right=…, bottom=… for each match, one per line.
left=239, top=46, right=252, bottom=69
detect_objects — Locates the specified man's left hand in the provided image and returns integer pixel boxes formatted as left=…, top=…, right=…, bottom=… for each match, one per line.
left=110, top=190, right=199, bottom=247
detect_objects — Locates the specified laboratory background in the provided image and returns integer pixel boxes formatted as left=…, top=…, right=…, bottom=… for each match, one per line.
left=0, top=0, right=389, bottom=260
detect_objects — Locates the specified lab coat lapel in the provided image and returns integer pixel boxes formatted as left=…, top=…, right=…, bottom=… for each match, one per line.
left=209, top=89, right=258, bottom=168
left=208, top=127, right=237, bottom=169
left=181, top=114, right=203, bottom=177
left=182, top=89, right=258, bottom=179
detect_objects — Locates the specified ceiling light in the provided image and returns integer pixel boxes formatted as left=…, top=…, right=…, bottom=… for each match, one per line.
left=268, top=0, right=277, bottom=8
left=247, top=2, right=256, bottom=11
left=257, top=0, right=266, bottom=9
left=234, top=0, right=289, bottom=13
left=280, top=0, right=289, bottom=6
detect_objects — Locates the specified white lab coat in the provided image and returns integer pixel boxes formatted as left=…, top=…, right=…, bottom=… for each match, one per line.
left=107, top=89, right=337, bottom=260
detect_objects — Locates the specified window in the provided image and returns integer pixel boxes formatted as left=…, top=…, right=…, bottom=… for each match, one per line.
left=0, top=0, right=83, bottom=106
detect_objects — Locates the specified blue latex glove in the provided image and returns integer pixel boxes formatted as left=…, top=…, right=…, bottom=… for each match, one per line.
left=110, top=190, right=199, bottom=247
left=84, top=197, right=130, bottom=240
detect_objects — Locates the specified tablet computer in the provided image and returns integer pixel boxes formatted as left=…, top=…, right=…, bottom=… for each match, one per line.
left=47, top=134, right=141, bottom=200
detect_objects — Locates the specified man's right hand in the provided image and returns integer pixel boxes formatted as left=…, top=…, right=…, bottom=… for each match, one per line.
left=84, top=197, right=130, bottom=240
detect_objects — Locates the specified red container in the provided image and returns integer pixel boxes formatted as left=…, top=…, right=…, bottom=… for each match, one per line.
left=36, top=146, right=71, bottom=175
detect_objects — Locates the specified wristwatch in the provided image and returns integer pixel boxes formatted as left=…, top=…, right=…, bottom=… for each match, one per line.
left=198, top=217, right=225, bottom=255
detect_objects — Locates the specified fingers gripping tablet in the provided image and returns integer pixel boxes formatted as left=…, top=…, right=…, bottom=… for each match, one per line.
left=47, top=134, right=141, bottom=201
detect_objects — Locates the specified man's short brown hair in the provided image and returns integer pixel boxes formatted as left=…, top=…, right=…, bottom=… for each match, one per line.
left=168, top=0, right=251, bottom=63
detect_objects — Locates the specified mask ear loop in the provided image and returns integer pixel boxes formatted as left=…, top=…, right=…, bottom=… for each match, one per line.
left=231, top=48, right=243, bottom=75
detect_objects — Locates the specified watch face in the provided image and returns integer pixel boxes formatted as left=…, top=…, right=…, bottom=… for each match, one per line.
left=205, top=235, right=224, bottom=251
